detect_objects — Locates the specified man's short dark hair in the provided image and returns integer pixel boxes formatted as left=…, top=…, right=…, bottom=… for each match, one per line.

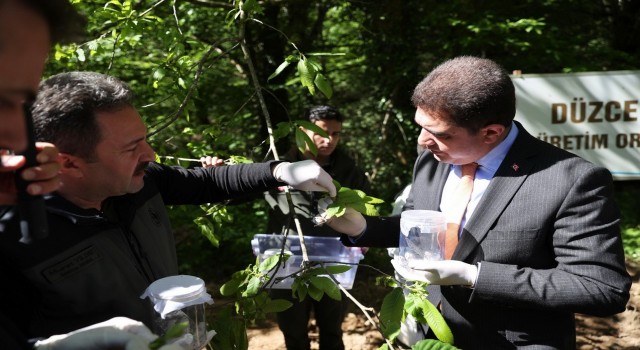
left=304, top=105, right=344, bottom=123
left=9, top=0, right=86, bottom=44
left=32, top=72, right=134, bottom=160
left=411, top=56, right=516, bottom=133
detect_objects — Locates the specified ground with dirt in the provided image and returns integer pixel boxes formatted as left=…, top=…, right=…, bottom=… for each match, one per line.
left=247, top=260, right=640, bottom=350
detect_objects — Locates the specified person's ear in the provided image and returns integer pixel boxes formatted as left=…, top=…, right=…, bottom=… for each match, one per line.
left=481, top=124, right=507, bottom=145
left=58, top=153, right=85, bottom=178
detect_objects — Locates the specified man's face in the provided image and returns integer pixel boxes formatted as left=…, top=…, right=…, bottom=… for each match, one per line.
left=81, top=107, right=156, bottom=198
left=304, top=119, right=342, bottom=158
left=415, top=107, right=491, bottom=165
left=0, top=1, right=51, bottom=153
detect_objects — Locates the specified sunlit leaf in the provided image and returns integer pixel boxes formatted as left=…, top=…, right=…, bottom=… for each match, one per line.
left=314, top=73, right=333, bottom=99
left=296, top=120, right=329, bottom=138
left=268, top=61, right=290, bottom=81
left=379, top=288, right=404, bottom=340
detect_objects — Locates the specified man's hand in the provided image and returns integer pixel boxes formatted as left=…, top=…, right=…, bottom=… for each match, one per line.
left=272, top=160, right=337, bottom=197
left=406, top=260, right=479, bottom=287
left=200, top=156, right=225, bottom=168
left=0, top=142, right=61, bottom=205
left=33, top=317, right=182, bottom=350
left=315, top=197, right=366, bottom=237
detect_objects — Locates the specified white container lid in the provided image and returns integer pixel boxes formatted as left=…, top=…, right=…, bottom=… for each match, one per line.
left=140, top=275, right=213, bottom=318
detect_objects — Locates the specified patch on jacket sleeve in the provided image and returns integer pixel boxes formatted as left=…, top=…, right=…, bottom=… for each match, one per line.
left=41, top=246, right=103, bottom=283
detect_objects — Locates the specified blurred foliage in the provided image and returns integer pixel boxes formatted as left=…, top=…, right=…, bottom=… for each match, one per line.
left=44, top=0, right=640, bottom=346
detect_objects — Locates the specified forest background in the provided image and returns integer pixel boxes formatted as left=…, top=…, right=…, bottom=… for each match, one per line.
left=45, top=0, right=640, bottom=347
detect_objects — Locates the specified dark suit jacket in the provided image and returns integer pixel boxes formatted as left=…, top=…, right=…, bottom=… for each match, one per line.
left=343, top=122, right=631, bottom=349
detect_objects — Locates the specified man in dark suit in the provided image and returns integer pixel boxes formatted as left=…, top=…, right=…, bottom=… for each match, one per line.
left=324, top=56, right=631, bottom=349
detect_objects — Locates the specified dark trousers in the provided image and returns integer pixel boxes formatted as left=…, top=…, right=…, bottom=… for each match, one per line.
left=271, top=289, right=346, bottom=350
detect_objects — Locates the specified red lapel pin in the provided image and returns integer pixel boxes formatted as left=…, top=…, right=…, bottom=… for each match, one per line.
left=512, top=163, right=519, bottom=172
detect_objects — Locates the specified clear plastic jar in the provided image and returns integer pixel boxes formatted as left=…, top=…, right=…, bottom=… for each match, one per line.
left=141, top=275, right=213, bottom=349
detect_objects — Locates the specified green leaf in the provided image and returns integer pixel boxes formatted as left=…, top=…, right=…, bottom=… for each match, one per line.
left=263, top=298, right=293, bottom=313
left=293, top=281, right=308, bottom=301
left=210, top=306, right=233, bottom=350
left=272, top=122, right=292, bottom=140
left=307, top=278, right=324, bottom=301
left=324, top=205, right=345, bottom=219
left=231, top=316, right=248, bottom=350
left=322, top=264, right=352, bottom=274
left=243, top=276, right=261, bottom=297
left=306, top=58, right=322, bottom=72
left=258, top=254, right=281, bottom=272
left=321, top=277, right=342, bottom=300
left=296, top=120, right=329, bottom=138
left=220, top=277, right=242, bottom=296
left=421, top=299, right=454, bottom=344
left=364, top=203, right=380, bottom=216
left=297, top=58, right=316, bottom=95
left=193, top=217, right=219, bottom=247
left=315, top=277, right=341, bottom=301
left=242, top=0, right=262, bottom=14
left=152, top=67, right=166, bottom=80
left=364, top=196, right=385, bottom=204
left=379, top=288, right=404, bottom=340
left=295, top=127, right=316, bottom=156
left=324, top=183, right=385, bottom=218
left=314, top=73, right=333, bottom=99
left=412, top=339, right=461, bottom=350
left=268, top=61, right=290, bottom=81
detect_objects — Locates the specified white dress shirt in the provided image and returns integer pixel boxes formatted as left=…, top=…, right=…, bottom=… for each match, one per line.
left=440, top=122, right=519, bottom=236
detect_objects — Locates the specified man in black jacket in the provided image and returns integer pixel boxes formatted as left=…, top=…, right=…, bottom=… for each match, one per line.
left=0, top=71, right=337, bottom=341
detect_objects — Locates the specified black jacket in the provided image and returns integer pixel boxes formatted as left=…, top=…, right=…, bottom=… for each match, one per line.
left=0, top=161, right=280, bottom=338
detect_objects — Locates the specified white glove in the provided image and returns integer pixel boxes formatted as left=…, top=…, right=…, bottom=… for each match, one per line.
left=272, top=160, right=337, bottom=197
left=33, top=317, right=182, bottom=350
left=315, top=197, right=366, bottom=237
left=406, top=260, right=479, bottom=287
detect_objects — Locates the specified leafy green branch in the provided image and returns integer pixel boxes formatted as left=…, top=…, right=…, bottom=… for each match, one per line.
left=322, top=180, right=385, bottom=220
left=374, top=274, right=458, bottom=350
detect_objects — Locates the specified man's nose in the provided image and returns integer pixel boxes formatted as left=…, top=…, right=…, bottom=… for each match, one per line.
left=140, top=141, right=156, bottom=161
left=417, top=130, right=434, bottom=147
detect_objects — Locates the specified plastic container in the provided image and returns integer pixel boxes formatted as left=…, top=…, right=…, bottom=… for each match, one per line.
left=141, top=275, right=213, bottom=349
left=251, top=234, right=364, bottom=289
left=399, top=210, right=446, bottom=262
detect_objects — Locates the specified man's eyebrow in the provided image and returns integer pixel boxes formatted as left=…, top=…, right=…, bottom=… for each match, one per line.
left=423, top=127, right=449, bottom=137
left=122, top=136, right=146, bottom=149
